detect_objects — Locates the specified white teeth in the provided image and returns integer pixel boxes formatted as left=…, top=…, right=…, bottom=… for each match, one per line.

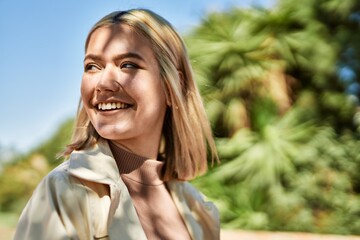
left=97, top=102, right=129, bottom=110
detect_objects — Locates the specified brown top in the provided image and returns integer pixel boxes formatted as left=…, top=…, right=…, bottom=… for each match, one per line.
left=109, top=141, right=191, bottom=240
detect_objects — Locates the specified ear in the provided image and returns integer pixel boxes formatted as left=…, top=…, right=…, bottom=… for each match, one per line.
left=166, top=95, right=172, bottom=107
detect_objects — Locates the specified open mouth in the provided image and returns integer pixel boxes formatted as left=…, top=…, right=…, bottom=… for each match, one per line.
left=97, top=102, right=132, bottom=111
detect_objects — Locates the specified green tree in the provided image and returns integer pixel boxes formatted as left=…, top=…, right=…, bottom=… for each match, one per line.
left=188, top=0, right=360, bottom=234
left=0, top=118, right=73, bottom=213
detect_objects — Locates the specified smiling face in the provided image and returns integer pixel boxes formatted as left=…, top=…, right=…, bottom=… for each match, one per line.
left=81, top=24, right=167, bottom=158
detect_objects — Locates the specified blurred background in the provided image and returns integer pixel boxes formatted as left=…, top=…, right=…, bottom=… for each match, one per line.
left=1, top=0, right=360, bottom=238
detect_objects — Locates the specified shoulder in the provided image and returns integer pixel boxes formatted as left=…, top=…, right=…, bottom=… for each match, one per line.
left=168, top=181, right=219, bottom=216
left=32, top=161, right=87, bottom=200
left=40, top=161, right=73, bottom=186
left=15, top=161, right=93, bottom=239
left=167, top=181, right=220, bottom=239
left=18, top=160, right=91, bottom=222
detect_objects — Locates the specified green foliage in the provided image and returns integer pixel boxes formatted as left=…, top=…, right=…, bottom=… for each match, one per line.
left=190, top=0, right=360, bottom=235
left=194, top=115, right=360, bottom=234
left=31, top=118, right=74, bottom=167
left=0, top=118, right=73, bottom=213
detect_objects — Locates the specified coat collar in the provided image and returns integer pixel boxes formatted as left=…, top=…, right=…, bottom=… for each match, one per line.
left=67, top=138, right=120, bottom=185
left=65, top=139, right=218, bottom=240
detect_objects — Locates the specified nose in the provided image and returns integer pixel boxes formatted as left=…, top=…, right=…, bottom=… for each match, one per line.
left=96, top=65, right=121, bottom=92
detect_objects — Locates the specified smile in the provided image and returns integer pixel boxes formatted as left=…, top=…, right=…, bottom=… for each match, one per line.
left=97, top=102, right=131, bottom=110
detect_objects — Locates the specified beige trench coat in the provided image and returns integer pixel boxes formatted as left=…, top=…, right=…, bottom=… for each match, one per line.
left=14, top=139, right=220, bottom=240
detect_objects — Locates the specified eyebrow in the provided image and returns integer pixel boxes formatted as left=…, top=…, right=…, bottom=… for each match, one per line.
left=83, top=52, right=145, bottom=62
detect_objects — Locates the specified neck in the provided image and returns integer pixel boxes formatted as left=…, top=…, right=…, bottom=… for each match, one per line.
left=109, top=140, right=164, bottom=184
left=109, top=138, right=160, bottom=159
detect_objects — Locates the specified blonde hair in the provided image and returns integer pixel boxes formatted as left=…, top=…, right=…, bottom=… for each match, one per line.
left=64, top=9, right=217, bottom=181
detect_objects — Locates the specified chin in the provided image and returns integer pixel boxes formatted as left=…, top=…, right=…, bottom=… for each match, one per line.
left=94, top=124, right=130, bottom=141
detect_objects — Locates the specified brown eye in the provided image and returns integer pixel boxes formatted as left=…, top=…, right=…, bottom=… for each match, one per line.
left=121, top=62, right=139, bottom=69
left=85, top=64, right=100, bottom=72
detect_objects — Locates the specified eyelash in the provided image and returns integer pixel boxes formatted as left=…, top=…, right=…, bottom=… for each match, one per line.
left=84, top=64, right=100, bottom=72
left=121, top=62, right=139, bottom=69
left=84, top=62, right=139, bottom=72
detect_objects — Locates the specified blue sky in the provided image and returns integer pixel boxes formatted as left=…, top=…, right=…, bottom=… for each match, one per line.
left=0, top=0, right=274, bottom=152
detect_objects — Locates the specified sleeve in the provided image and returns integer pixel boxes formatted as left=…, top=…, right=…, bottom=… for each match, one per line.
left=13, top=167, right=92, bottom=240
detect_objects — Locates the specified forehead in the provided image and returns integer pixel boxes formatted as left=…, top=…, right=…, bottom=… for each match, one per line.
left=86, top=23, right=154, bottom=55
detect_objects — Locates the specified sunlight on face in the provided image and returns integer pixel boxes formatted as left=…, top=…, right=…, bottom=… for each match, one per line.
left=81, top=24, right=167, bottom=158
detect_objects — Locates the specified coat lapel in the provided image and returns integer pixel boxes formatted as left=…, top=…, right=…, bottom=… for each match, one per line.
left=67, top=139, right=147, bottom=240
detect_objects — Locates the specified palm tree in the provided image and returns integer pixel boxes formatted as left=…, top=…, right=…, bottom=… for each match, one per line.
left=188, top=0, right=360, bottom=234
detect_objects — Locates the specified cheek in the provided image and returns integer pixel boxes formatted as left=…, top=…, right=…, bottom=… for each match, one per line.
left=155, top=83, right=167, bottom=107
left=80, top=76, right=94, bottom=104
left=143, top=78, right=166, bottom=103
left=143, top=87, right=167, bottom=117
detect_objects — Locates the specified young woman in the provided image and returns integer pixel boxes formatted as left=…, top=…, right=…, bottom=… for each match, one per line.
left=14, top=9, right=219, bottom=240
